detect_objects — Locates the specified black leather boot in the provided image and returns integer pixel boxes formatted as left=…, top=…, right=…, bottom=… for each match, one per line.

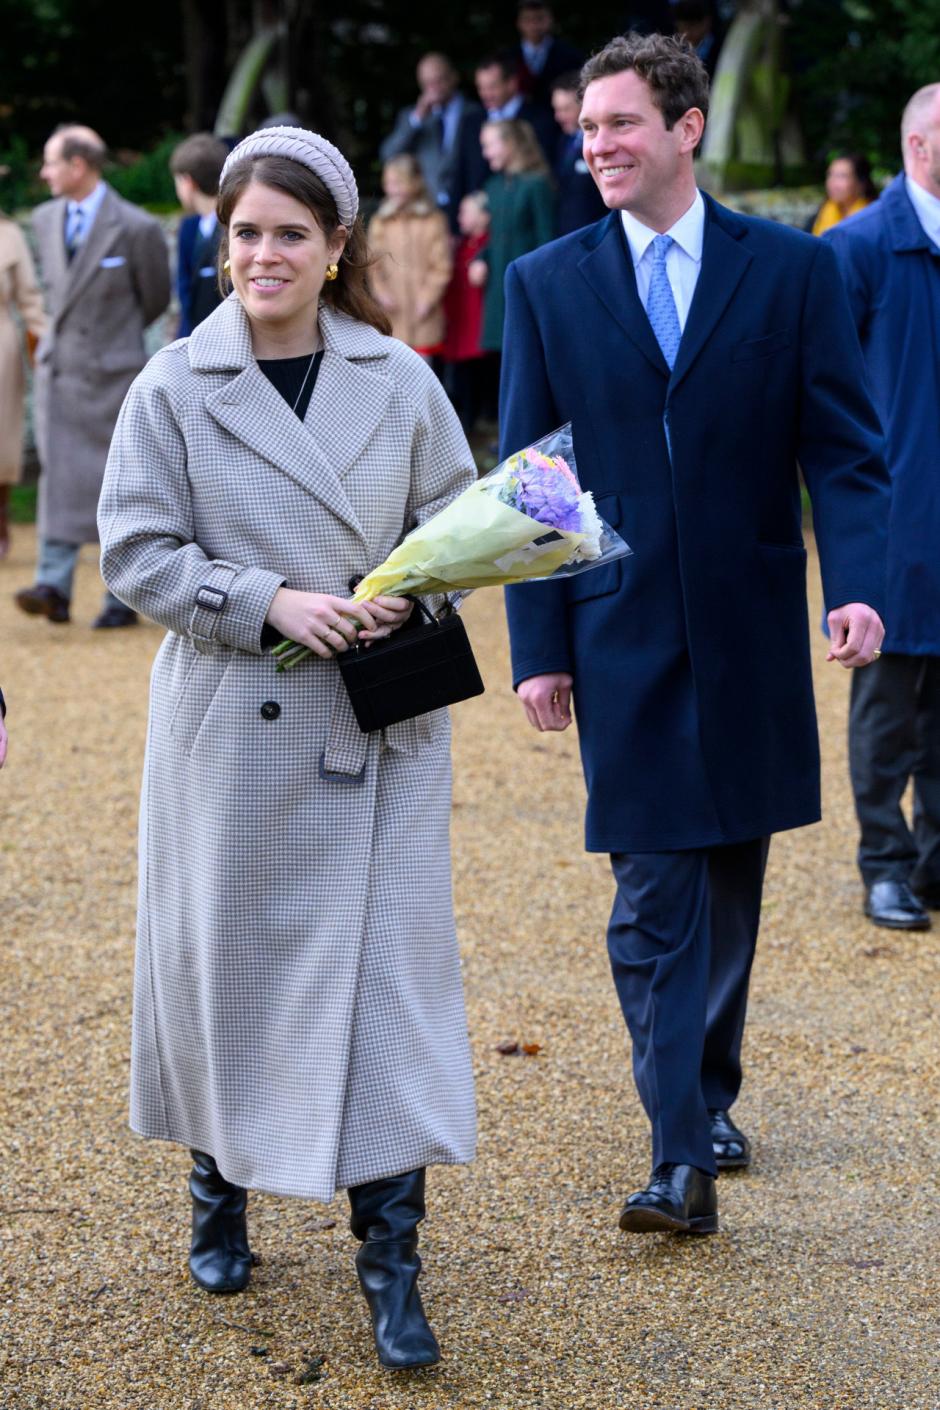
left=189, top=1150, right=253, bottom=1293
left=347, top=1168, right=440, bottom=1369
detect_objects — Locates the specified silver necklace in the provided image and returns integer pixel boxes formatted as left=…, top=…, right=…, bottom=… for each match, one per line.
left=291, top=350, right=319, bottom=414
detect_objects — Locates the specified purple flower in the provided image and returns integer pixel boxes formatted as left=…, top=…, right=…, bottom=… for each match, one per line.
left=515, top=464, right=582, bottom=532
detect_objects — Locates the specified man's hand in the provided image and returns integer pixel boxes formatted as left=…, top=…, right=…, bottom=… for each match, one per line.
left=825, top=602, right=885, bottom=668
left=517, top=672, right=573, bottom=731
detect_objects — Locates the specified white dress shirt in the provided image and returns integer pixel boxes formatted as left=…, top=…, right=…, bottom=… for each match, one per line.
left=905, top=175, right=940, bottom=248
left=621, top=190, right=705, bottom=332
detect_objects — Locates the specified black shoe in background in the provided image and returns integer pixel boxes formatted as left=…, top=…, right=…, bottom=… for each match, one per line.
left=709, top=1108, right=751, bottom=1170
left=864, top=879, right=930, bottom=930
left=92, top=605, right=138, bottom=629
left=14, top=583, right=70, bottom=623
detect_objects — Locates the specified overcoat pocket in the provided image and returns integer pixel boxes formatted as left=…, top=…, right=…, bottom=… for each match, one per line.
left=731, top=329, right=791, bottom=362
left=567, top=494, right=623, bottom=604
left=169, top=652, right=233, bottom=758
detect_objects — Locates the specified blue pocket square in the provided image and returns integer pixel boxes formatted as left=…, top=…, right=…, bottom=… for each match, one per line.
left=99, top=255, right=126, bottom=268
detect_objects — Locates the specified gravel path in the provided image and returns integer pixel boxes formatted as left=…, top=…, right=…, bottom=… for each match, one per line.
left=1, top=526, right=937, bottom=1409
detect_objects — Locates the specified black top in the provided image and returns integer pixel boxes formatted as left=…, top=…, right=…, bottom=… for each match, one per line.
left=258, top=350, right=324, bottom=421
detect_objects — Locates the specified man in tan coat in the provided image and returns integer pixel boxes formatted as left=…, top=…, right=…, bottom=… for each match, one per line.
left=15, top=125, right=170, bottom=627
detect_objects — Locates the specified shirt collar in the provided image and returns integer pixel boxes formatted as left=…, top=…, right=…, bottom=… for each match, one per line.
left=620, top=189, right=705, bottom=267
left=905, top=174, right=940, bottom=246
left=490, top=94, right=523, bottom=121
left=68, top=181, right=106, bottom=221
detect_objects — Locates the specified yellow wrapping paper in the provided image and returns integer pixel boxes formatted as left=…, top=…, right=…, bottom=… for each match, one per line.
left=352, top=481, right=586, bottom=602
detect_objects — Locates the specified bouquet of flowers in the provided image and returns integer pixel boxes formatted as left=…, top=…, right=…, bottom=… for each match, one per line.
left=273, top=423, right=630, bottom=671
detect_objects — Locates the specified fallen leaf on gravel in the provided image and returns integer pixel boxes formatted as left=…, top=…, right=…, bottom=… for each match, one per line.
left=296, top=1354, right=327, bottom=1385
left=268, top=1361, right=294, bottom=1378
left=302, top=1218, right=337, bottom=1232
left=862, top=945, right=896, bottom=958
left=521, top=1042, right=542, bottom=1056
left=495, top=1039, right=519, bottom=1055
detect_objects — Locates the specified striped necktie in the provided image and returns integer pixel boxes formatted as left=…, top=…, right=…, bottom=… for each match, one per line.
left=66, top=205, right=84, bottom=262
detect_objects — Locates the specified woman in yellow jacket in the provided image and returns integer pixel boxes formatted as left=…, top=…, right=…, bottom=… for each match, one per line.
left=368, top=155, right=452, bottom=360
left=811, top=153, right=878, bottom=237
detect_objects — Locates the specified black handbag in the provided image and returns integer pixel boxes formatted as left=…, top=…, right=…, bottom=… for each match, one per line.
left=336, top=598, right=485, bottom=733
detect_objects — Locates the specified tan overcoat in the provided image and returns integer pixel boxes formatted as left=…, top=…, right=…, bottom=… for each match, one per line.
left=0, top=218, right=47, bottom=484
left=368, top=201, right=452, bottom=349
left=98, top=296, right=478, bottom=1200
left=33, top=184, right=170, bottom=542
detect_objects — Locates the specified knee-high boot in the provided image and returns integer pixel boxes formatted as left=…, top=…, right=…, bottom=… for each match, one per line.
left=188, top=1150, right=253, bottom=1293
left=347, top=1168, right=441, bottom=1369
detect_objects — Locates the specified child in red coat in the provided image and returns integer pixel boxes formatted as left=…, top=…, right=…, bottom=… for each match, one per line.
left=442, top=192, right=496, bottom=434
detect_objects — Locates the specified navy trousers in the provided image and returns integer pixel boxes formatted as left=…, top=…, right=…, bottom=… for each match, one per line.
left=608, top=838, right=770, bottom=1176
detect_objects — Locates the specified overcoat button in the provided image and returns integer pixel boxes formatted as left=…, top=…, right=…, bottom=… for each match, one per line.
left=259, top=701, right=281, bottom=720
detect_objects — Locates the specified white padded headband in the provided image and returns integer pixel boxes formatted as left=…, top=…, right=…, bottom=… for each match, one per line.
left=220, top=126, right=359, bottom=226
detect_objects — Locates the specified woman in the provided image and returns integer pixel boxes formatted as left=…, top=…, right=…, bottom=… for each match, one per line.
left=97, top=126, right=477, bottom=1370
left=367, top=154, right=452, bottom=359
left=810, top=153, right=878, bottom=237
left=0, top=211, right=47, bottom=556
left=469, top=119, right=554, bottom=356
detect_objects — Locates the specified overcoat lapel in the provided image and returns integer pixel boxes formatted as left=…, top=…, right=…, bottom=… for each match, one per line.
left=577, top=213, right=670, bottom=375
left=56, top=186, right=123, bottom=324
left=198, top=299, right=393, bottom=541
left=668, top=197, right=752, bottom=392
left=39, top=200, right=69, bottom=304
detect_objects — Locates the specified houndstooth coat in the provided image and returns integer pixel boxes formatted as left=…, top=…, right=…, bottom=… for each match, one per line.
left=98, top=296, right=478, bottom=1200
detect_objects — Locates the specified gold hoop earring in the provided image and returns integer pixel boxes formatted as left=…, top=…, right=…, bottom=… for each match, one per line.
left=325, top=262, right=339, bottom=282
left=223, top=259, right=231, bottom=273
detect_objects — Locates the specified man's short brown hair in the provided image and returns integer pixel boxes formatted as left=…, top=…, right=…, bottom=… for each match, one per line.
left=54, top=125, right=108, bottom=170
left=170, top=133, right=230, bottom=196
left=579, top=32, right=709, bottom=130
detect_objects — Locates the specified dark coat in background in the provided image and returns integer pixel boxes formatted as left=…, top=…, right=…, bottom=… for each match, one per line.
left=379, top=95, right=488, bottom=230
left=824, top=174, right=940, bottom=655
left=553, top=131, right=608, bottom=236
left=501, top=36, right=585, bottom=108
left=176, top=213, right=224, bottom=338
left=502, top=200, right=890, bottom=852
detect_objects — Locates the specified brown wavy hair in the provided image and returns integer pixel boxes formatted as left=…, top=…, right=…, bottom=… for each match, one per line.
left=216, top=154, right=391, bottom=335
left=578, top=33, right=709, bottom=130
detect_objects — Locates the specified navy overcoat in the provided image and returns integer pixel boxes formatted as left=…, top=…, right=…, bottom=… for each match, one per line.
left=824, top=175, right=940, bottom=655
left=502, top=197, right=890, bottom=853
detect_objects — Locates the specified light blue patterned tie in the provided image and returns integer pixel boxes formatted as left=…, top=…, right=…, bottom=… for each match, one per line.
left=646, top=233, right=681, bottom=370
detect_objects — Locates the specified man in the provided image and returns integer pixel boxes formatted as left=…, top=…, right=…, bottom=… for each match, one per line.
left=474, top=55, right=558, bottom=164
left=551, top=73, right=608, bottom=236
left=15, top=125, right=170, bottom=629
left=170, top=132, right=229, bottom=338
left=379, top=53, right=488, bottom=229
left=501, top=1, right=584, bottom=110
left=825, top=84, right=940, bottom=932
left=502, top=35, right=887, bottom=1234
left=672, top=1, right=725, bottom=79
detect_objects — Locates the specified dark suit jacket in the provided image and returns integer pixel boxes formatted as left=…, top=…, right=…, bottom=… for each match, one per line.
left=380, top=96, right=488, bottom=230
left=502, top=36, right=585, bottom=107
left=825, top=175, right=940, bottom=655
left=553, top=132, right=608, bottom=236
left=176, top=215, right=223, bottom=338
left=501, top=200, right=890, bottom=851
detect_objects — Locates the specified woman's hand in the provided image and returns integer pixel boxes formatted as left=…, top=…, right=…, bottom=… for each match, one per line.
left=357, top=595, right=414, bottom=644
left=266, top=590, right=378, bottom=659
left=467, top=260, right=488, bottom=288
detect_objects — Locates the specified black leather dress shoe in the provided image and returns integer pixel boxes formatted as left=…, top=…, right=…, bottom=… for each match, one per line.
left=92, top=605, right=138, bottom=629
left=864, top=879, right=930, bottom=930
left=619, top=1163, right=718, bottom=1234
left=14, top=583, right=70, bottom=623
left=709, top=1109, right=751, bottom=1170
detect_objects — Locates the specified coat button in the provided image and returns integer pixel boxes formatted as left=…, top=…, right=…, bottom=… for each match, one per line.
left=259, top=701, right=281, bottom=720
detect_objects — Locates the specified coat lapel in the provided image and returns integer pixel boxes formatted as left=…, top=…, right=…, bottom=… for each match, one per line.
left=577, top=213, right=670, bottom=375
left=56, top=186, right=123, bottom=323
left=882, top=173, right=940, bottom=255
left=668, top=196, right=753, bottom=393
left=38, top=199, right=69, bottom=303
left=198, top=300, right=393, bottom=541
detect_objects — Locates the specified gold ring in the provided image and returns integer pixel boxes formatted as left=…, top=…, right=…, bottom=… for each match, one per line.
left=873, top=649, right=882, bottom=659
